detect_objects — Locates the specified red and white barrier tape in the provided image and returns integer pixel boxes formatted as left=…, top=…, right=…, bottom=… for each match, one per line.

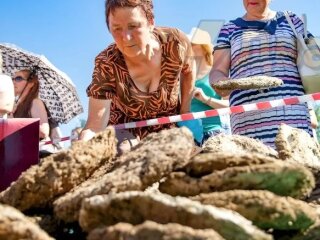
left=40, top=136, right=72, bottom=146
left=41, top=92, right=320, bottom=145
left=114, top=92, right=320, bottom=129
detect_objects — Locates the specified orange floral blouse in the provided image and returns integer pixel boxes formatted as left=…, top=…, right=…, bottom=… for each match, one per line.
left=86, top=27, right=193, bottom=139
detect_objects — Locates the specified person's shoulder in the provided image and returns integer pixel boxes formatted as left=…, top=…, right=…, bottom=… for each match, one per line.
left=155, top=27, right=187, bottom=43
left=32, top=98, right=45, bottom=105
left=284, top=10, right=304, bottom=27
left=220, top=19, right=239, bottom=32
left=285, top=10, right=297, bottom=18
left=283, top=10, right=302, bottom=21
left=155, top=26, right=179, bottom=35
left=95, top=43, right=118, bottom=62
left=31, top=98, right=46, bottom=110
left=225, top=19, right=238, bottom=27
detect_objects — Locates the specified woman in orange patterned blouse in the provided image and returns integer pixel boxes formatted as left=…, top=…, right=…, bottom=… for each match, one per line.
left=81, top=0, right=195, bottom=152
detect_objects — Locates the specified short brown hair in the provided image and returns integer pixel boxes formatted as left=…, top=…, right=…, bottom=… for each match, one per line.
left=105, top=0, right=154, bottom=29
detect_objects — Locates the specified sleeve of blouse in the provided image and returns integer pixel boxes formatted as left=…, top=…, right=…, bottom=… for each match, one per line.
left=175, top=28, right=193, bottom=75
left=86, top=50, right=116, bottom=100
left=214, top=23, right=232, bottom=51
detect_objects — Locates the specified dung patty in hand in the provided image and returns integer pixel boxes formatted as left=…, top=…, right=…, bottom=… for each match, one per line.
left=212, top=76, right=283, bottom=90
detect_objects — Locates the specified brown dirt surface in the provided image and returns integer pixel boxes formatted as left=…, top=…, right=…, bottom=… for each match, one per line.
left=159, top=162, right=315, bottom=199
left=0, top=128, right=117, bottom=211
left=87, top=221, right=225, bottom=240
left=211, top=76, right=283, bottom=90
left=0, top=204, right=54, bottom=240
left=53, top=127, right=195, bottom=223
left=191, top=190, right=317, bottom=230
left=68, top=155, right=118, bottom=191
left=202, top=134, right=278, bottom=158
left=275, top=124, right=320, bottom=171
left=79, top=191, right=273, bottom=240
left=184, top=152, right=278, bottom=177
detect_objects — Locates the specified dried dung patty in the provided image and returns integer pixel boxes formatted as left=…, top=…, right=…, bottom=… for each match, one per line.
left=212, top=76, right=283, bottom=90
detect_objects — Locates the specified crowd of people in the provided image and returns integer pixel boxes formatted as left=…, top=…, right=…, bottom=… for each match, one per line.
left=1, top=0, right=319, bottom=156
left=80, top=0, right=318, bottom=150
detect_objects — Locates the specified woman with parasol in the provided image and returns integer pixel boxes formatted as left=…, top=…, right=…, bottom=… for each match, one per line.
left=11, top=68, right=50, bottom=140
left=1, top=42, right=83, bottom=151
left=0, top=43, right=83, bottom=125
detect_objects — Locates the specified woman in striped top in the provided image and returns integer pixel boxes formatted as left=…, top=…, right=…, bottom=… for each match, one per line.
left=210, top=0, right=314, bottom=148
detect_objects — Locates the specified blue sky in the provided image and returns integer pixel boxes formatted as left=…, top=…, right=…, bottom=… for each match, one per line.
left=1, top=0, right=320, bottom=139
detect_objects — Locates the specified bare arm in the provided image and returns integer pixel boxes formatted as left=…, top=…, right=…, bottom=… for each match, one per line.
left=193, top=87, right=229, bottom=109
left=209, top=48, right=232, bottom=97
left=180, top=61, right=196, bottom=114
left=50, top=126, right=64, bottom=149
left=204, top=97, right=229, bottom=109
left=30, top=98, right=50, bottom=139
left=79, top=97, right=111, bottom=141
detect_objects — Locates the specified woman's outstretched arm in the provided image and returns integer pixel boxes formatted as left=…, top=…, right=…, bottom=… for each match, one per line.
left=209, top=48, right=231, bottom=97
left=80, top=97, right=111, bottom=141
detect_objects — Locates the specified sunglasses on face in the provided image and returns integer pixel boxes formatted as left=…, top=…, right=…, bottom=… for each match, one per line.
left=12, top=76, right=28, bottom=82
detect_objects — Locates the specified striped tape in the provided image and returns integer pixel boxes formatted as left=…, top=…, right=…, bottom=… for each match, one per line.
left=41, top=92, right=320, bottom=145
left=114, top=92, right=320, bottom=129
left=40, top=136, right=72, bottom=146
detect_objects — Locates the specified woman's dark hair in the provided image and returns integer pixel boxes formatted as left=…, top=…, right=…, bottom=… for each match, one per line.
left=14, top=69, right=40, bottom=118
left=105, top=0, right=154, bottom=29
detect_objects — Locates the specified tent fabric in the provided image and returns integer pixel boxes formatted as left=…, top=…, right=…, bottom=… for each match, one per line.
left=0, top=118, right=39, bottom=191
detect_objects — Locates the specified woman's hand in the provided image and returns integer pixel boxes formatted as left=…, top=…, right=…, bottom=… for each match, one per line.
left=194, top=87, right=229, bottom=109
left=79, top=98, right=112, bottom=141
left=79, top=128, right=96, bottom=141
left=211, top=86, right=232, bottom=98
left=193, top=87, right=207, bottom=103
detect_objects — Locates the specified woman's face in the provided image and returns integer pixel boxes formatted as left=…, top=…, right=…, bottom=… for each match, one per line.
left=12, top=71, right=29, bottom=96
left=243, top=0, right=271, bottom=16
left=108, top=7, right=154, bottom=58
